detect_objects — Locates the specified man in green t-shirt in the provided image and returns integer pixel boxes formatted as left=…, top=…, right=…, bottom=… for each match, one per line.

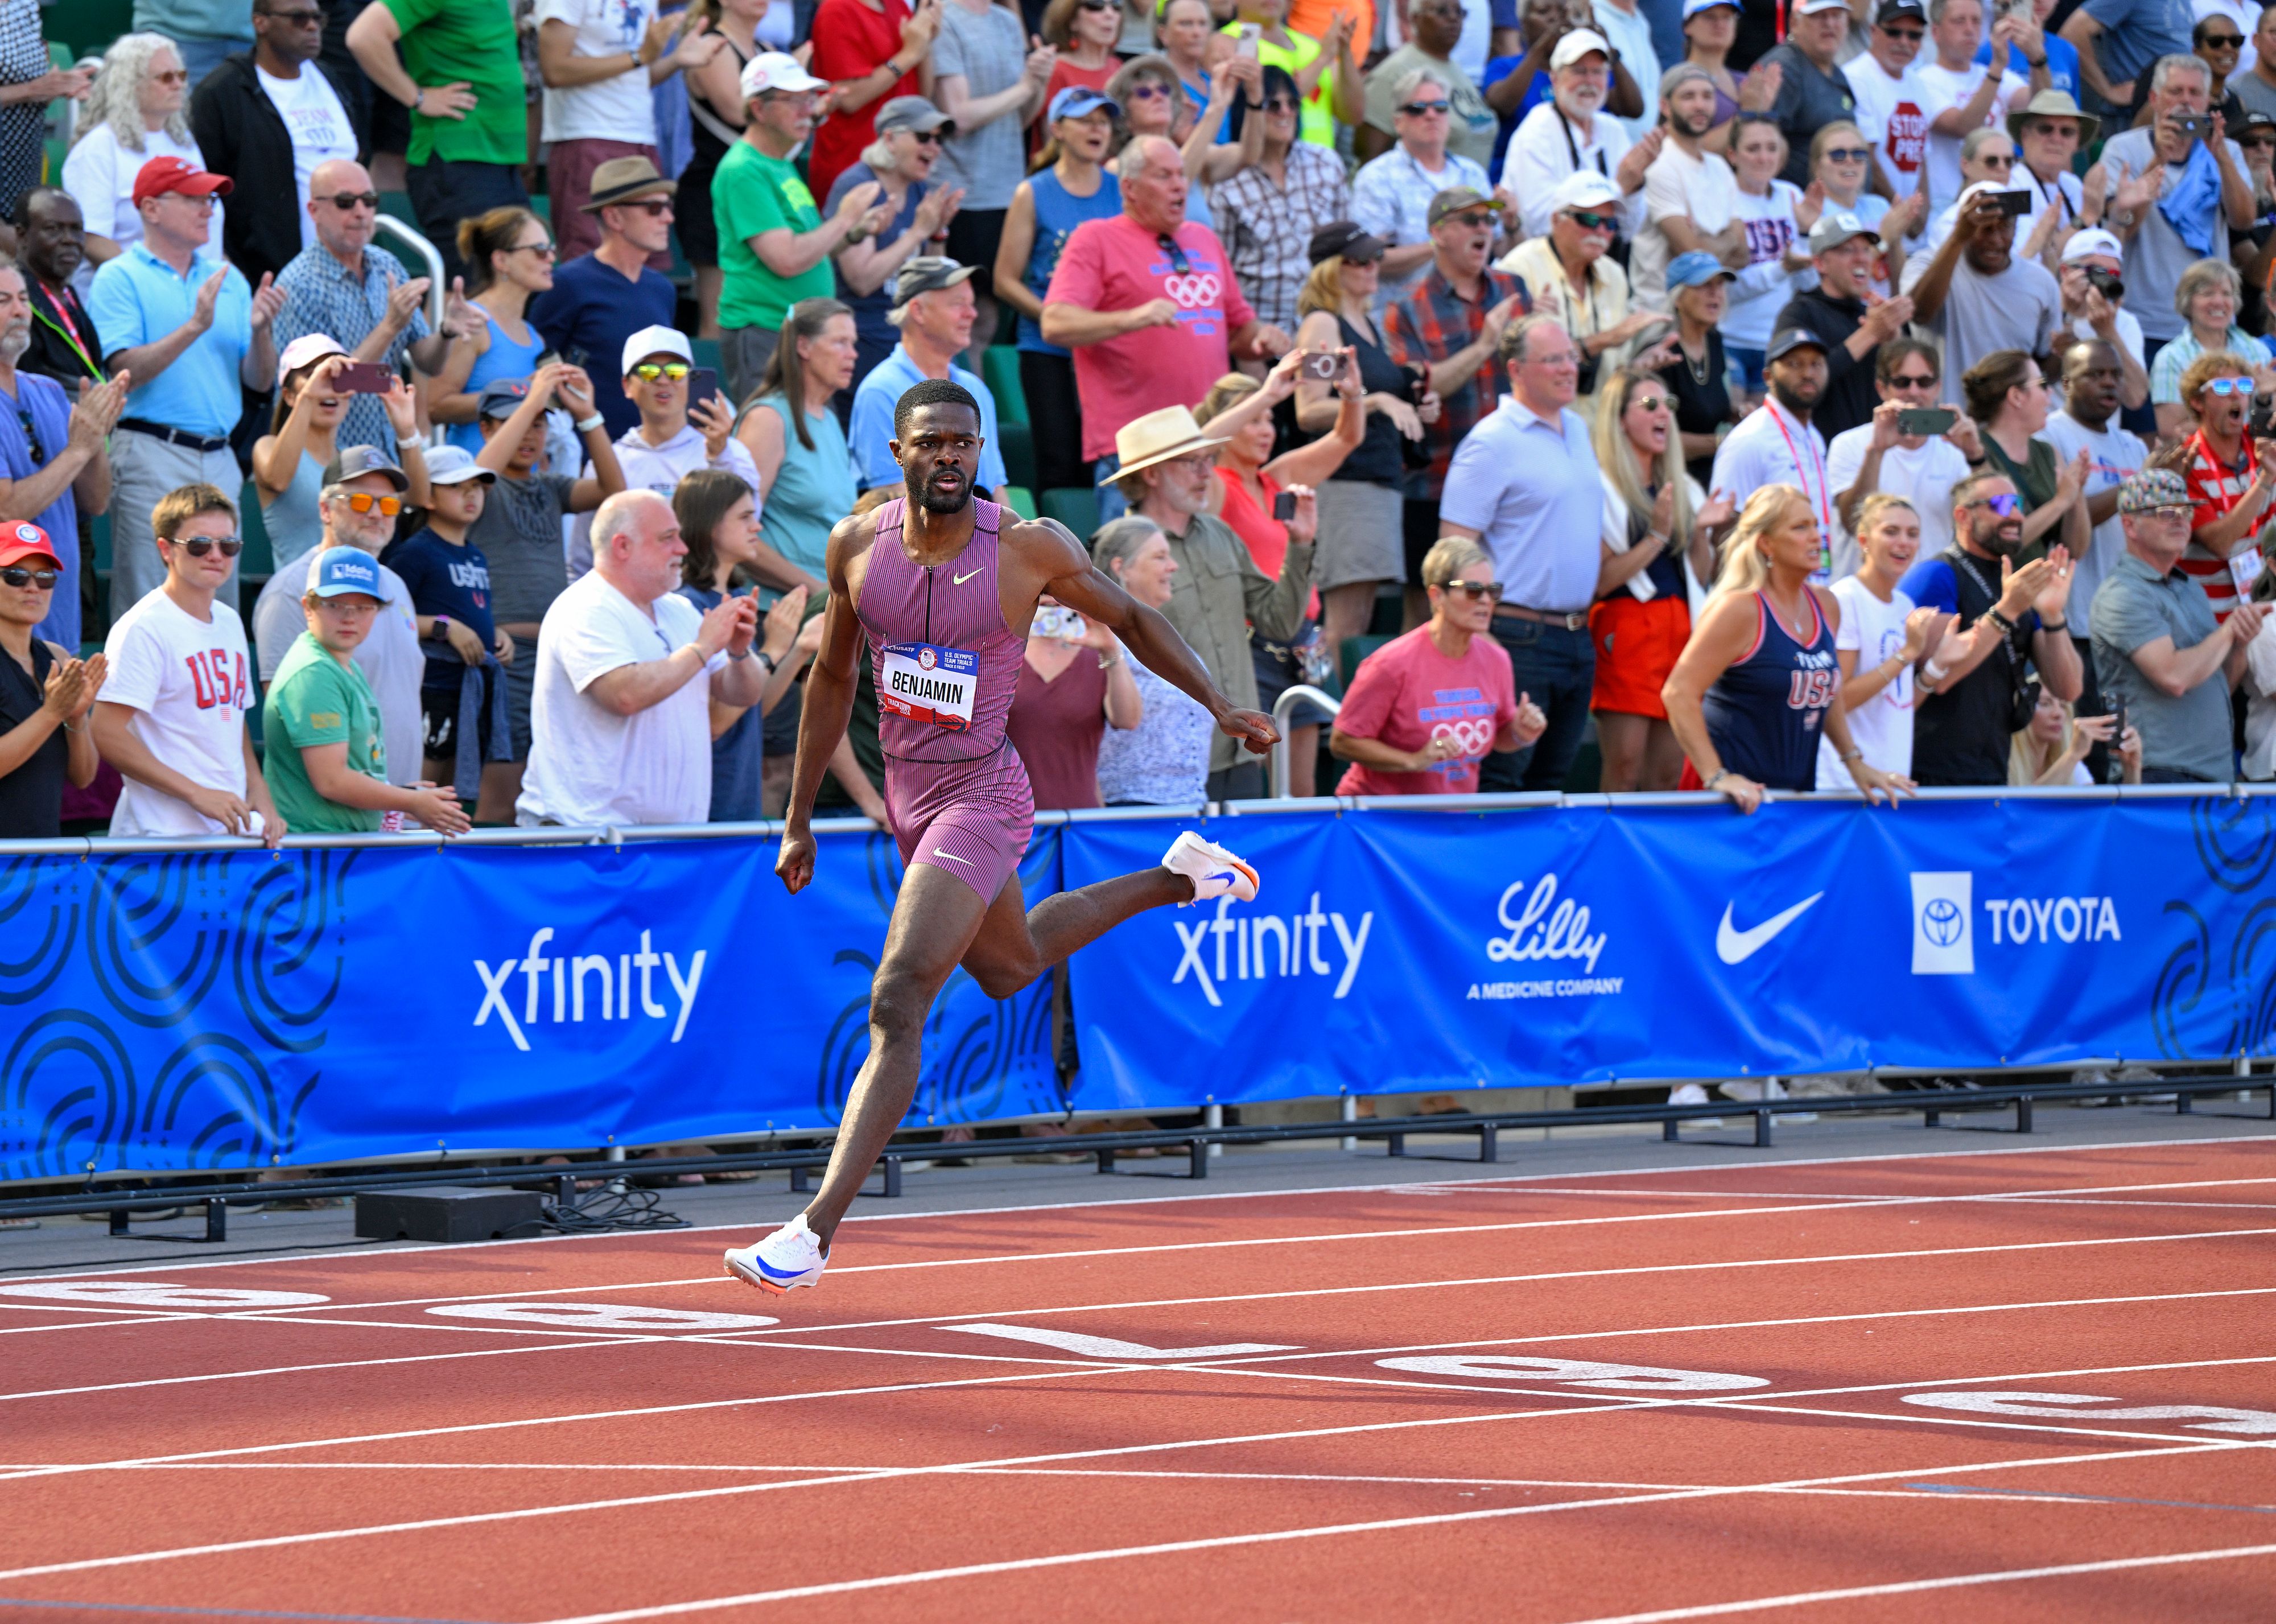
left=715, top=51, right=892, bottom=403
left=264, top=551, right=475, bottom=835
left=348, top=0, right=531, bottom=285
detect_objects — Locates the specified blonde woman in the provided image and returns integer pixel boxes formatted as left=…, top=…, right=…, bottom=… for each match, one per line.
left=2010, top=685, right=2141, bottom=785
left=63, top=33, right=217, bottom=268
left=1590, top=366, right=1733, bottom=791
left=1663, top=484, right=1912, bottom=811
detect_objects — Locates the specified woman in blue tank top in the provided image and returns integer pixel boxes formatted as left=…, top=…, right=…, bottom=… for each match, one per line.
left=996, top=89, right=1123, bottom=493
left=1663, top=484, right=1915, bottom=811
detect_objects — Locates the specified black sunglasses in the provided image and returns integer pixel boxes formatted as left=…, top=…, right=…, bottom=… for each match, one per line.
left=325, top=191, right=380, bottom=211
left=1398, top=100, right=1452, bottom=115
left=166, top=535, right=244, bottom=558
left=0, top=564, right=57, bottom=588
left=1879, top=23, right=1924, bottom=39
left=2203, top=30, right=2245, bottom=46
left=1889, top=371, right=1938, bottom=388
left=1442, top=579, right=1504, bottom=600
left=261, top=5, right=325, bottom=20
left=1156, top=233, right=1191, bottom=273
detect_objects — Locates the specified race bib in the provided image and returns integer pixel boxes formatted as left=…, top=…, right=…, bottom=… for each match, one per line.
left=879, top=640, right=978, bottom=732
left=2231, top=547, right=2264, bottom=596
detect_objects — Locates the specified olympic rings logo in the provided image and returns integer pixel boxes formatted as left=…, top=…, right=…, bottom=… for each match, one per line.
left=1434, top=719, right=1495, bottom=757
left=1162, top=273, right=1222, bottom=309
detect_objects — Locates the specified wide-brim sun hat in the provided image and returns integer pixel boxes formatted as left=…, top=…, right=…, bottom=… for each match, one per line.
left=1099, top=405, right=1228, bottom=486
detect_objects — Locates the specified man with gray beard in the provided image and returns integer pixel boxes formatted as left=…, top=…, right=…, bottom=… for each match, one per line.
left=0, top=257, right=126, bottom=650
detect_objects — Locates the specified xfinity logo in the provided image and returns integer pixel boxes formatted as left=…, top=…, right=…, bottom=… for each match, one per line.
left=1172, top=893, right=1372, bottom=1007
left=473, top=928, right=708, bottom=1050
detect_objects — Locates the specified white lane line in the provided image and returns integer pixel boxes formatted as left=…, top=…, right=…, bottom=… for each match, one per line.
left=521, top=1447, right=2269, bottom=1623
left=9, top=1132, right=2269, bottom=1287
left=0, top=1337, right=655, bottom=1404
left=5, top=1225, right=2266, bottom=1474
left=0, top=1462, right=885, bottom=1474
left=1545, top=1543, right=2276, bottom=1624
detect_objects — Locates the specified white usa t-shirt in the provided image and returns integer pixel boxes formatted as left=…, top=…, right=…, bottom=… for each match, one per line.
left=516, top=568, right=727, bottom=829
left=1817, top=576, right=1919, bottom=789
left=256, top=65, right=357, bottom=254
left=537, top=0, right=659, bottom=145
left=102, top=588, right=254, bottom=836
left=1847, top=56, right=1931, bottom=204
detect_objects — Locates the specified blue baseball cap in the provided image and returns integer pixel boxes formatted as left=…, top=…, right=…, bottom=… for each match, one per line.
left=1667, top=250, right=1737, bottom=290
left=312, top=549, right=383, bottom=600
left=1049, top=85, right=1120, bottom=123
left=477, top=377, right=533, bottom=419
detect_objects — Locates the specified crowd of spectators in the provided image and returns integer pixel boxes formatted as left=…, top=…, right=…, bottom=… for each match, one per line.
left=15, top=0, right=2276, bottom=842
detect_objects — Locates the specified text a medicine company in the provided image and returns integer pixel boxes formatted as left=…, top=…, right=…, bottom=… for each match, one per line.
left=1472, top=873, right=1622, bottom=1001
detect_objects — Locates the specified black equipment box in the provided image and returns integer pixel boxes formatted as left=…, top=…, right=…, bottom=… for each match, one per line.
left=354, top=1185, right=542, bottom=1243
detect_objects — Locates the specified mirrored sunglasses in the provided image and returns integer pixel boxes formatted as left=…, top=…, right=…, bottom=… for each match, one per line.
left=336, top=493, right=403, bottom=516
left=1442, top=579, right=1504, bottom=600
left=1630, top=394, right=1672, bottom=412
left=632, top=362, right=690, bottom=381
left=1399, top=100, right=1452, bottom=115
left=1565, top=208, right=1619, bottom=230
left=2201, top=376, right=2254, bottom=396
left=1971, top=493, right=2023, bottom=517
left=1822, top=146, right=1870, bottom=163
left=167, top=535, right=244, bottom=558
left=0, top=565, right=58, bottom=588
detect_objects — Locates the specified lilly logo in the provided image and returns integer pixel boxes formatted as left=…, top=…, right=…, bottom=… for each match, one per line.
left=1715, top=892, right=1823, bottom=965
left=1486, top=874, right=1606, bottom=974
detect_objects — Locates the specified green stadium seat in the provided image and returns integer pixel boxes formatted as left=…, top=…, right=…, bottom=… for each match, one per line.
left=1369, top=583, right=1404, bottom=636
left=982, top=346, right=1027, bottom=424
left=691, top=336, right=723, bottom=377
left=238, top=482, right=275, bottom=579
left=378, top=192, right=419, bottom=230
left=997, top=418, right=1036, bottom=492
left=1340, top=634, right=1392, bottom=689
left=999, top=484, right=1036, bottom=520
left=1038, top=487, right=1098, bottom=541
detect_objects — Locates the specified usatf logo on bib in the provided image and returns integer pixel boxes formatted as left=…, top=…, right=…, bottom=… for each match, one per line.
left=880, top=640, right=978, bottom=731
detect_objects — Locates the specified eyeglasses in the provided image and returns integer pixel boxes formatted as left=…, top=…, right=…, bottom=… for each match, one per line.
left=324, top=191, right=380, bottom=211
left=1564, top=209, right=1619, bottom=230
left=615, top=199, right=674, bottom=216
left=1822, top=146, right=1870, bottom=163
left=2203, top=31, right=2245, bottom=46
left=1630, top=394, right=1671, bottom=412
left=1968, top=493, right=2023, bottom=517
left=151, top=69, right=189, bottom=85
left=166, top=535, right=243, bottom=558
left=318, top=598, right=380, bottom=615
left=911, top=130, right=943, bottom=145
left=632, top=361, right=690, bottom=381
left=1128, top=82, right=1172, bottom=100
left=1156, top=233, right=1191, bottom=274
left=509, top=240, right=555, bottom=258
left=1889, top=371, right=1938, bottom=388
left=162, top=193, right=219, bottom=209
left=334, top=493, right=403, bottom=516
left=1978, top=152, right=2015, bottom=168
left=2201, top=376, right=2255, bottom=396
left=1441, top=579, right=1504, bottom=600
left=2028, top=121, right=2079, bottom=139
left=2246, top=134, right=2276, bottom=149
left=1398, top=100, right=1452, bottom=116
left=1446, top=210, right=1496, bottom=228
left=1263, top=96, right=1297, bottom=112
left=0, top=565, right=57, bottom=588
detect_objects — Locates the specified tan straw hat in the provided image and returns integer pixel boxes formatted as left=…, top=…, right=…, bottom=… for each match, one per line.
left=1099, top=405, right=1228, bottom=485
left=2005, top=88, right=2098, bottom=149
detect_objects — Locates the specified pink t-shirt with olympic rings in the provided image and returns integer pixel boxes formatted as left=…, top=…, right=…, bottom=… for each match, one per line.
left=1334, top=624, right=1519, bottom=798
left=1045, top=213, right=1257, bottom=464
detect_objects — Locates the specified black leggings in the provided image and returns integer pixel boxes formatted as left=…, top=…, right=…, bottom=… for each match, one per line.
left=1019, top=349, right=1087, bottom=493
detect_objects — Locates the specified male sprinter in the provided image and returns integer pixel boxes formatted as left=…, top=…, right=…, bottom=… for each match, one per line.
left=724, top=379, right=1280, bottom=1295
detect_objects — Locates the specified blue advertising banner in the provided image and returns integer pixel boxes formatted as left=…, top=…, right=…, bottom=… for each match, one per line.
left=6, top=794, right=2274, bottom=1177
left=1063, top=795, right=2276, bottom=1107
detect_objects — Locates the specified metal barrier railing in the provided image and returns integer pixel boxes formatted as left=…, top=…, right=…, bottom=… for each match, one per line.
left=1269, top=682, right=1341, bottom=798
left=372, top=214, right=449, bottom=447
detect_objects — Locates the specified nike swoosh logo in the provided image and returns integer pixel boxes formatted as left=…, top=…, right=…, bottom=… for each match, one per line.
left=931, top=848, right=974, bottom=866
left=952, top=569, right=983, bottom=585
left=1715, top=892, right=1825, bottom=965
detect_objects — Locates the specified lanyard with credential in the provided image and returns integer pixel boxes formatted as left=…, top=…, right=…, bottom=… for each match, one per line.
left=1557, top=109, right=1610, bottom=179
left=31, top=287, right=98, bottom=380
left=1766, top=398, right=1831, bottom=564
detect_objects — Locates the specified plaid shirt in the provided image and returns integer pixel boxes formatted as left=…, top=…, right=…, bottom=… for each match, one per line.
left=272, top=243, right=431, bottom=452
left=1209, top=143, right=1354, bottom=333
left=1384, top=263, right=1528, bottom=495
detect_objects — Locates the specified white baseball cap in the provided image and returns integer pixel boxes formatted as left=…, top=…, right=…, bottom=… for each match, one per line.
left=1551, top=169, right=1622, bottom=211
left=2061, top=227, right=2124, bottom=263
left=740, top=51, right=825, bottom=101
left=1549, top=28, right=1612, bottom=69
left=620, top=323, right=694, bottom=377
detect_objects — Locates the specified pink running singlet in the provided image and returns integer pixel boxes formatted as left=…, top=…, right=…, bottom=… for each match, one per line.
left=855, top=497, right=1035, bottom=902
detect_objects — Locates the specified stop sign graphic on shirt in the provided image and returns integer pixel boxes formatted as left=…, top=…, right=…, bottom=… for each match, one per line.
left=1883, top=101, right=1927, bottom=185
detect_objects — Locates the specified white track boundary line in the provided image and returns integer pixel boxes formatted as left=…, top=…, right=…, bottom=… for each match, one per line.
left=1546, top=1543, right=2276, bottom=1624
left=9, top=1132, right=2267, bottom=1286
left=522, top=1448, right=2271, bottom=1623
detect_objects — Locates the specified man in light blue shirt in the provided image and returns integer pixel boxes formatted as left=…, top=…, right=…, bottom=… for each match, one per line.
left=2063, top=0, right=2195, bottom=114
left=89, top=156, right=285, bottom=610
left=848, top=258, right=1008, bottom=497
left=1439, top=313, right=1602, bottom=792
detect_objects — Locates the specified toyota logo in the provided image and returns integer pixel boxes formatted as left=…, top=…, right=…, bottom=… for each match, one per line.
left=1920, top=896, right=1964, bottom=947
left=1163, top=272, right=1222, bottom=310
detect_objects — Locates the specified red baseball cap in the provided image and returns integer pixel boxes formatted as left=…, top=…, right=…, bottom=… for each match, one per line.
left=0, top=521, right=61, bottom=570
left=131, top=155, right=234, bottom=207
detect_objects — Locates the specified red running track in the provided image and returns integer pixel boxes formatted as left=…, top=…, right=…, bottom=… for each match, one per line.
left=3, top=1136, right=2275, bottom=1622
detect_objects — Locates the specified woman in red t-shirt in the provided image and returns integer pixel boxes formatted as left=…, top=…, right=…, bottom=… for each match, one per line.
left=1031, top=0, right=1122, bottom=154
left=1330, top=537, right=1546, bottom=796
left=1194, top=352, right=1365, bottom=795
left=1005, top=596, right=1143, bottom=809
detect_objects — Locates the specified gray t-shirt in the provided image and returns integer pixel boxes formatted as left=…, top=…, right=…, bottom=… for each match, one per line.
left=1899, top=249, right=2063, bottom=409
left=1364, top=46, right=1498, bottom=171
left=932, top=0, right=1028, bottom=210
left=2236, top=69, right=2276, bottom=122
left=2078, top=0, right=2195, bottom=93
left=2092, top=552, right=2232, bottom=780
left=2096, top=125, right=2246, bottom=341
left=471, top=471, right=576, bottom=625
left=2042, top=408, right=2146, bottom=624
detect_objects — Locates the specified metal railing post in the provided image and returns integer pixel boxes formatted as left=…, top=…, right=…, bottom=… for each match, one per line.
left=1269, top=684, right=1342, bottom=798
left=372, top=215, right=450, bottom=446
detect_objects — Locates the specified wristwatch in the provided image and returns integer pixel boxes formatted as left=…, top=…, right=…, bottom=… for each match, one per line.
left=432, top=615, right=450, bottom=639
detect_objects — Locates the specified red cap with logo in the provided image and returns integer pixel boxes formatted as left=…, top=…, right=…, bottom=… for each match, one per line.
left=0, top=521, right=61, bottom=569
left=131, top=155, right=234, bottom=207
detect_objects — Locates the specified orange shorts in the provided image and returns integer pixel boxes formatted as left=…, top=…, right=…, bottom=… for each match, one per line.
left=1589, top=592, right=1690, bottom=719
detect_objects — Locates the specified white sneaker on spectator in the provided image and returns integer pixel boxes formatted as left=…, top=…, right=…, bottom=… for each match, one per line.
left=1668, top=1083, right=1709, bottom=1106
left=1164, top=830, right=1259, bottom=903
left=723, top=1214, right=828, bottom=1295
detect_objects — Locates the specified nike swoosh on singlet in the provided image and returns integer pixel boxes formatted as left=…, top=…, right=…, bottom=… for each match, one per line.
left=952, top=569, right=983, bottom=585
left=932, top=849, right=975, bottom=866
